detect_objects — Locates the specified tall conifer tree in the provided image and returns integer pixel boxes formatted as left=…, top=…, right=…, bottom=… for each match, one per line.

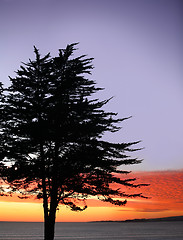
left=0, top=44, right=147, bottom=240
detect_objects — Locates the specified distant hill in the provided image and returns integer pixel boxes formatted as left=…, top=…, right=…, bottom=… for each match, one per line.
left=92, top=216, right=183, bottom=223
left=124, top=216, right=183, bottom=222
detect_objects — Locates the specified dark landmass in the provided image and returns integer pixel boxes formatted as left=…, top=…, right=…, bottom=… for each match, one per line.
left=124, top=216, right=183, bottom=222
left=91, top=216, right=183, bottom=223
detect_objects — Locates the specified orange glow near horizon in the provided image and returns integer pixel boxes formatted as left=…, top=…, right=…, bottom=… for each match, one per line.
left=0, top=170, right=183, bottom=222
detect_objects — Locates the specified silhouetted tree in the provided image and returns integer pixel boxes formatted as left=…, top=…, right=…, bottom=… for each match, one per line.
left=0, top=44, right=147, bottom=240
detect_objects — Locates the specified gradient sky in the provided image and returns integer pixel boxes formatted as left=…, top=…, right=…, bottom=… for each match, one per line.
left=0, top=0, right=183, bottom=171
left=1, top=170, right=183, bottom=222
left=0, top=0, right=183, bottom=222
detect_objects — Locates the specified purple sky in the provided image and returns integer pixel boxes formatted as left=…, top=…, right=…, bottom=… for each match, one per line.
left=0, top=0, right=182, bottom=171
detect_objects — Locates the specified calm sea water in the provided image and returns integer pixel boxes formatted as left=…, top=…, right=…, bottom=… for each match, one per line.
left=0, top=221, right=183, bottom=240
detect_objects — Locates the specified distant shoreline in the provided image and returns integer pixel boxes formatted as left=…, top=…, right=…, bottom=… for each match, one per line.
left=90, top=216, right=183, bottom=223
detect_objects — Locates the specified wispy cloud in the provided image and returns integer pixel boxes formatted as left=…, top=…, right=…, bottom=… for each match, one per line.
left=118, top=207, right=169, bottom=213
left=136, top=208, right=169, bottom=213
left=127, top=170, right=183, bottom=202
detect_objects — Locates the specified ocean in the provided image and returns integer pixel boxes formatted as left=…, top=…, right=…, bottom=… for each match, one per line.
left=0, top=221, right=183, bottom=240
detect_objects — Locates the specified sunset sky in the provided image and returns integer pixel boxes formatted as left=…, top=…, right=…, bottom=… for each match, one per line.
left=1, top=171, right=183, bottom=222
left=0, top=0, right=183, bottom=222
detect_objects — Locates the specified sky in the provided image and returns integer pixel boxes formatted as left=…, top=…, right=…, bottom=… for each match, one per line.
left=0, top=0, right=183, bottom=221
left=1, top=170, right=183, bottom=222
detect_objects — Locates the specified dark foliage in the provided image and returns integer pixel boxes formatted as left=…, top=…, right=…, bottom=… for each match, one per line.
left=0, top=44, right=147, bottom=240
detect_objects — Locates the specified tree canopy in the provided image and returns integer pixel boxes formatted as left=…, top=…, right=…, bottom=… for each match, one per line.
left=0, top=43, right=147, bottom=240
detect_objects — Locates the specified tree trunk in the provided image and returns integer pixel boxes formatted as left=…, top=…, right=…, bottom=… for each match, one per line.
left=42, top=139, right=59, bottom=240
left=44, top=210, right=56, bottom=240
left=43, top=172, right=58, bottom=240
